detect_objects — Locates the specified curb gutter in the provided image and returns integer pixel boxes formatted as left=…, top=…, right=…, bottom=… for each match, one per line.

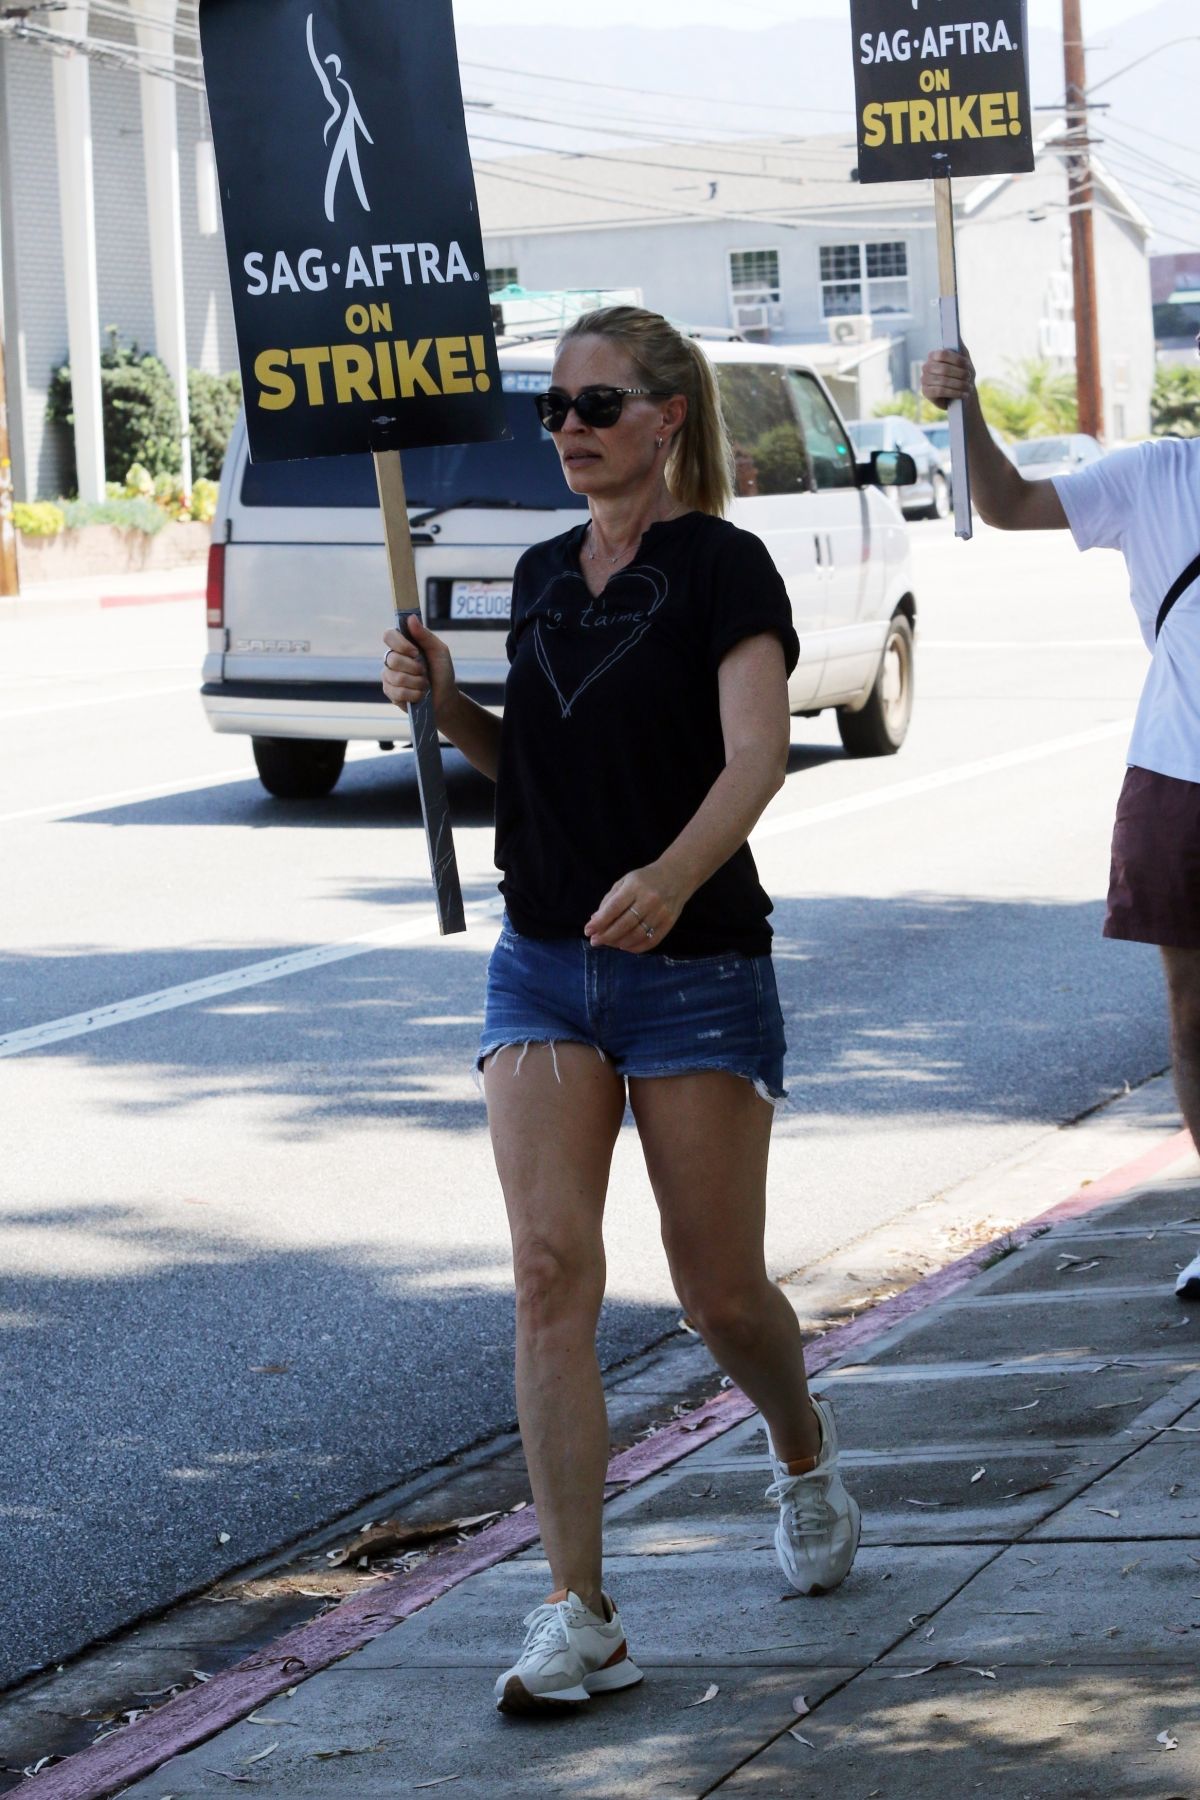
left=26, top=1128, right=1194, bottom=1800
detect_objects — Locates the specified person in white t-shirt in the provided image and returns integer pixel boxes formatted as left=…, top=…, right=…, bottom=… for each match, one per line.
left=923, top=345, right=1200, bottom=1302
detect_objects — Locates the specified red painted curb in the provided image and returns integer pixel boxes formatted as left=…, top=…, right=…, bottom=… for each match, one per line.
left=26, top=1126, right=1195, bottom=1799
left=99, top=589, right=204, bottom=610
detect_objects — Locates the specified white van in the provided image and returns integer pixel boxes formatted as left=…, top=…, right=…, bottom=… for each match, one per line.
left=202, top=338, right=917, bottom=798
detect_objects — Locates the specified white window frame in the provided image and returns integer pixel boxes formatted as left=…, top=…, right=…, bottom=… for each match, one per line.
left=819, top=241, right=911, bottom=321
left=728, top=247, right=782, bottom=309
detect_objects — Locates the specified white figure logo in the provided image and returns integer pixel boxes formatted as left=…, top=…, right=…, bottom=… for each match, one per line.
left=306, top=12, right=373, bottom=224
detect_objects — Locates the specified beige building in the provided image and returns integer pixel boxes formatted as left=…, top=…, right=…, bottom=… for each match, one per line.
left=476, top=122, right=1155, bottom=441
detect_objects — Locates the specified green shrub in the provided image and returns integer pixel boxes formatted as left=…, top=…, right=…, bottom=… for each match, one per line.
left=47, top=334, right=242, bottom=493
left=62, top=496, right=166, bottom=535
left=48, top=333, right=181, bottom=490
left=13, top=500, right=66, bottom=537
left=188, top=369, right=242, bottom=481
left=1151, top=364, right=1200, bottom=438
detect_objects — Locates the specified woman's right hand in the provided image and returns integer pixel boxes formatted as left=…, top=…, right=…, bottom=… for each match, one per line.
left=382, top=615, right=458, bottom=722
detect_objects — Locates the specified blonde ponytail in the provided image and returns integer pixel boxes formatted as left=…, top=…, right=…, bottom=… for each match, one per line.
left=560, top=306, right=734, bottom=518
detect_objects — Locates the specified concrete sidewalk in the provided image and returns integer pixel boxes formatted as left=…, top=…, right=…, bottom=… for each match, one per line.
left=59, top=1160, right=1200, bottom=1798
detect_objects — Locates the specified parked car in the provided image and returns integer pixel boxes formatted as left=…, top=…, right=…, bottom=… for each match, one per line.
left=848, top=416, right=951, bottom=520
left=203, top=339, right=920, bottom=798
left=1011, top=434, right=1104, bottom=481
left=923, top=419, right=1018, bottom=465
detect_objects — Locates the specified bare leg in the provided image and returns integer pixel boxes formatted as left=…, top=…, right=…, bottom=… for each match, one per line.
left=1162, top=948, right=1200, bottom=1148
left=629, top=1071, right=820, bottom=1466
left=485, top=1043, right=627, bottom=1616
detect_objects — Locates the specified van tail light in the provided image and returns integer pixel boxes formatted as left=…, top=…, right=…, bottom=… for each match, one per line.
left=206, top=542, right=226, bottom=629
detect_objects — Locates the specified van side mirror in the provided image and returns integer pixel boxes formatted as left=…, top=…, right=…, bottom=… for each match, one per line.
left=869, top=449, right=918, bottom=488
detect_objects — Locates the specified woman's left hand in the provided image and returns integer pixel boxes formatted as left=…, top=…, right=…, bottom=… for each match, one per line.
left=585, top=861, right=689, bottom=954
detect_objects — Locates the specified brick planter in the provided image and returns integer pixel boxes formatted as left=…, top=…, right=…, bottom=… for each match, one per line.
left=17, top=520, right=212, bottom=584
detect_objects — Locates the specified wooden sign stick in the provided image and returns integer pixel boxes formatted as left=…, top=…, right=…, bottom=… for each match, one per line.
left=373, top=447, right=467, bottom=936
left=933, top=163, right=973, bottom=541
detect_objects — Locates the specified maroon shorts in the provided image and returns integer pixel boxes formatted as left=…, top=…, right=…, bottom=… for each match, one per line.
left=1105, top=765, right=1200, bottom=950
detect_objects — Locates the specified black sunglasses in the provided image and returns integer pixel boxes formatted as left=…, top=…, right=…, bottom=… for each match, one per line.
left=533, top=385, right=670, bottom=432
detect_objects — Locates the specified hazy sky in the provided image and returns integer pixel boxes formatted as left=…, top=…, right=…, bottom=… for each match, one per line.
left=455, top=0, right=1150, bottom=31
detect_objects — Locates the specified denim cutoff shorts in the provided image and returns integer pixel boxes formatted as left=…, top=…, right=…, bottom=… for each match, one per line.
left=478, top=916, right=788, bottom=1105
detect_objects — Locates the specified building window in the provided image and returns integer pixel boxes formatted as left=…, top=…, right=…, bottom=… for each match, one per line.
left=729, top=248, right=781, bottom=304
left=819, top=242, right=909, bottom=318
left=486, top=266, right=519, bottom=292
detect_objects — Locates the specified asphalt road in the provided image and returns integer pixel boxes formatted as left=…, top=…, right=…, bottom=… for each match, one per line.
left=0, top=519, right=1169, bottom=1686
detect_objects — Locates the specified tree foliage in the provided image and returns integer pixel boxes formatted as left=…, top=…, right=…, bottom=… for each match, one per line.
left=875, top=388, right=941, bottom=424
left=1151, top=363, right=1200, bottom=438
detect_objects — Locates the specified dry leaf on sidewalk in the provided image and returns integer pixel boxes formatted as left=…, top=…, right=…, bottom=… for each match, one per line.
left=792, top=1694, right=809, bottom=1717
left=246, top=1713, right=300, bottom=1727
left=970, top=1468, right=986, bottom=1484
left=203, top=1771, right=255, bottom=1785
left=789, top=1729, right=815, bottom=1746
left=326, top=1515, right=500, bottom=1566
left=1157, top=1730, right=1179, bottom=1751
left=413, top=1779, right=462, bottom=1791
left=1090, top=1508, right=1121, bottom=1519
left=888, top=1660, right=963, bottom=1680
left=311, top=1743, right=387, bottom=1760
left=686, top=1684, right=719, bottom=1708
left=243, top=1743, right=278, bottom=1765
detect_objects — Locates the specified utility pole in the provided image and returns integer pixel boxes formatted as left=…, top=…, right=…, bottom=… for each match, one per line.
left=1062, top=0, right=1105, bottom=440
left=0, top=325, right=18, bottom=597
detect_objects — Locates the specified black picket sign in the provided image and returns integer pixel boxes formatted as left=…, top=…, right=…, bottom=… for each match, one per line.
left=849, top=0, right=1035, bottom=185
left=198, top=0, right=507, bottom=462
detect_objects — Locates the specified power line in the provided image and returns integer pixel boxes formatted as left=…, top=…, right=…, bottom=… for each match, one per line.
left=459, top=57, right=853, bottom=120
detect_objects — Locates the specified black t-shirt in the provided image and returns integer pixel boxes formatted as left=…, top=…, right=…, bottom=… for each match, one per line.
left=493, top=511, right=800, bottom=957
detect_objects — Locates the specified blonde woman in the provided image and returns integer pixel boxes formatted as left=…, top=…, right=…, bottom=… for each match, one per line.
left=382, top=306, right=859, bottom=1714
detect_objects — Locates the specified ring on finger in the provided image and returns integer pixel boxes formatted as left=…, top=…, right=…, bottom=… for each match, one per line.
left=642, top=923, right=654, bottom=940
left=628, top=904, right=644, bottom=924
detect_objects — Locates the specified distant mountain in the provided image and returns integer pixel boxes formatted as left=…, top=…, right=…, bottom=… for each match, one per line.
left=457, top=6, right=1199, bottom=254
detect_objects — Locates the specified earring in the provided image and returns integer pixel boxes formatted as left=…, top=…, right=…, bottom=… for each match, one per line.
left=656, top=435, right=663, bottom=449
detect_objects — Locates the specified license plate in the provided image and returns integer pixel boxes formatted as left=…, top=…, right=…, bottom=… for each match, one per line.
left=450, top=580, right=513, bottom=621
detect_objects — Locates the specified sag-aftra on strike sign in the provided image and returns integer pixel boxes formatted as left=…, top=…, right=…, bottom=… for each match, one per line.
left=850, top=0, right=1034, bottom=183
left=199, top=0, right=506, bottom=461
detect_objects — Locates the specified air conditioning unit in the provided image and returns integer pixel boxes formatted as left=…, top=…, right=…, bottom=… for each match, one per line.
left=828, top=314, right=873, bottom=346
left=733, top=301, right=771, bottom=336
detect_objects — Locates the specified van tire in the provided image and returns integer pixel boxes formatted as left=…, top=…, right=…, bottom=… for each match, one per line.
left=252, top=737, right=347, bottom=799
left=923, top=471, right=951, bottom=520
left=836, top=613, right=913, bottom=758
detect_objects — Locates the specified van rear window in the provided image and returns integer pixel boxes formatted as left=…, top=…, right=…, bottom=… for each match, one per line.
left=239, top=389, right=586, bottom=512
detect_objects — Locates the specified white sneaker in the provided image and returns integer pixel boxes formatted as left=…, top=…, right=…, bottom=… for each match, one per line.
left=765, top=1396, right=861, bottom=1595
left=494, top=1588, right=644, bottom=1713
left=1176, top=1251, right=1200, bottom=1300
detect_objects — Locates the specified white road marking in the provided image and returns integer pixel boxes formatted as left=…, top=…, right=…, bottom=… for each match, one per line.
left=2, top=718, right=1134, bottom=1060
left=0, top=664, right=197, bottom=688
left=0, top=902, right=504, bottom=1059
left=0, top=683, right=197, bottom=721
left=919, top=640, right=1143, bottom=651
left=754, top=717, right=1133, bottom=842
left=0, top=766, right=259, bottom=827
left=0, top=742, right=402, bottom=827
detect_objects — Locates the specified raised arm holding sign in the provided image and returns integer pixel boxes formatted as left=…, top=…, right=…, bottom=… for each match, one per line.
left=199, top=0, right=507, bottom=934
left=848, top=0, right=1035, bottom=540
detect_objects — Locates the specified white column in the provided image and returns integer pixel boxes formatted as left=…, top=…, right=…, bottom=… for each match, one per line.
left=52, top=4, right=105, bottom=500
left=131, top=0, right=191, bottom=490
